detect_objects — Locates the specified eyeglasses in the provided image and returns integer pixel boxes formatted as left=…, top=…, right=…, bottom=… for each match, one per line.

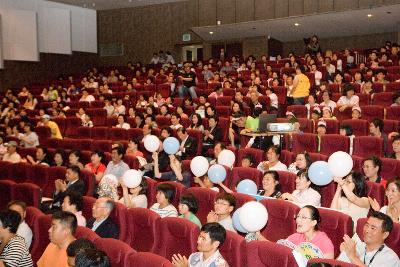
left=294, top=215, right=312, bottom=220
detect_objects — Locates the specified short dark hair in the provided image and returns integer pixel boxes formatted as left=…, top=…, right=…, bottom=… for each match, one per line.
left=156, top=183, right=175, bottom=203
left=171, top=112, right=181, bottom=120
left=75, top=248, right=110, bottom=267
left=179, top=193, right=199, bottom=214
left=370, top=211, right=393, bottom=234
left=268, top=145, right=281, bottom=156
left=67, top=238, right=96, bottom=257
left=111, top=145, right=125, bottom=156
left=340, top=124, right=353, bottom=136
left=161, top=126, right=173, bottom=136
left=177, top=127, right=186, bottom=135
left=363, top=156, right=382, bottom=174
left=242, top=154, right=254, bottom=165
left=264, top=170, right=281, bottom=192
left=52, top=211, right=78, bottom=235
left=370, top=118, right=384, bottom=132
left=68, top=165, right=81, bottom=177
left=70, top=150, right=81, bottom=159
left=342, top=83, right=355, bottom=96
left=0, top=209, right=21, bottom=233
left=91, top=150, right=104, bottom=160
left=64, top=191, right=84, bottom=211
left=201, top=222, right=226, bottom=247
left=215, top=193, right=236, bottom=209
left=7, top=200, right=27, bottom=211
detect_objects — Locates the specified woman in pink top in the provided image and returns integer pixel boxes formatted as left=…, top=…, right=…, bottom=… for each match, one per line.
left=257, top=205, right=334, bottom=259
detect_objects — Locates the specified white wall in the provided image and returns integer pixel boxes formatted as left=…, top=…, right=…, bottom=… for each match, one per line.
left=0, top=0, right=97, bottom=63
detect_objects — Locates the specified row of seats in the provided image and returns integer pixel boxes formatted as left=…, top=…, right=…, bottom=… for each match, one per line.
left=19, top=195, right=400, bottom=267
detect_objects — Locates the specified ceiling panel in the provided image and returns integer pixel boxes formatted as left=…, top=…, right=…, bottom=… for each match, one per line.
left=47, top=0, right=187, bottom=10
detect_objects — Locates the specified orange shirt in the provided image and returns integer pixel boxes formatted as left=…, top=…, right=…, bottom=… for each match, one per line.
left=37, top=243, right=69, bottom=267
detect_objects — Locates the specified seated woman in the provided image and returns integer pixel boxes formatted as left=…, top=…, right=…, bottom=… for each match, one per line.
left=281, top=169, right=321, bottom=207
left=256, top=205, right=334, bottom=259
left=330, top=172, right=369, bottom=225
left=188, top=113, right=204, bottom=133
left=126, top=138, right=144, bottom=158
left=52, top=149, right=66, bottom=167
left=178, top=193, right=202, bottom=228
left=85, top=151, right=106, bottom=183
left=258, top=170, right=282, bottom=198
left=0, top=210, right=33, bottom=266
left=369, top=178, right=400, bottom=223
left=62, top=191, right=86, bottom=226
left=149, top=183, right=178, bottom=218
left=69, top=150, right=84, bottom=170
left=257, top=146, right=288, bottom=173
left=288, top=152, right=312, bottom=174
left=389, top=135, right=400, bottom=160
left=337, top=83, right=359, bottom=112
left=119, top=178, right=148, bottom=208
left=114, top=115, right=130, bottom=129
left=229, top=102, right=245, bottom=147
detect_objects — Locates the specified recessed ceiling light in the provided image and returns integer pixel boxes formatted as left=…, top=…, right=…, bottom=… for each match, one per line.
left=92, top=2, right=95, bottom=7
left=294, top=23, right=300, bottom=26
left=129, top=0, right=132, bottom=2
left=367, top=14, right=373, bottom=17
left=209, top=31, right=214, bottom=35
left=217, top=20, right=221, bottom=25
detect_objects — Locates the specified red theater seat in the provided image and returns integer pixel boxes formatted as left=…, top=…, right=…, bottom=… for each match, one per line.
left=151, top=217, right=200, bottom=259
left=185, top=187, right=218, bottom=224
left=236, top=147, right=265, bottom=168
left=319, top=182, right=337, bottom=208
left=246, top=240, right=297, bottom=267
left=291, top=133, right=317, bottom=153
left=318, top=208, right=353, bottom=257
left=367, top=181, right=385, bottom=207
left=308, top=258, right=359, bottom=267
left=356, top=217, right=400, bottom=256
left=230, top=167, right=263, bottom=189
left=287, top=105, right=307, bottom=118
left=219, top=231, right=246, bottom=267
left=75, top=226, right=100, bottom=242
left=386, top=106, right=400, bottom=120
left=381, top=158, right=400, bottom=181
left=360, top=105, right=384, bottom=121
left=260, top=198, right=299, bottom=242
left=30, top=214, right=51, bottom=263
left=25, top=164, right=49, bottom=191
left=0, top=161, right=12, bottom=180
left=353, top=136, right=383, bottom=158
left=94, top=238, right=136, bottom=267
left=320, top=134, right=350, bottom=155
left=10, top=162, right=29, bottom=183
left=92, top=126, right=109, bottom=140
left=340, top=119, right=368, bottom=137
left=0, top=180, right=16, bottom=209
left=128, top=252, right=174, bottom=267
left=276, top=171, right=296, bottom=194
left=46, top=166, right=66, bottom=198
left=126, top=208, right=160, bottom=252
left=13, top=183, right=41, bottom=208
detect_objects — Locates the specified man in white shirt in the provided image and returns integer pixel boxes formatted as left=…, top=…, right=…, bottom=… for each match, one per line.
left=170, top=113, right=183, bottom=130
left=2, top=141, right=21, bottom=163
left=7, top=200, right=33, bottom=249
left=171, top=222, right=229, bottom=267
left=207, top=193, right=236, bottom=233
left=310, top=63, right=322, bottom=86
left=338, top=211, right=400, bottom=267
left=20, top=124, right=39, bottom=148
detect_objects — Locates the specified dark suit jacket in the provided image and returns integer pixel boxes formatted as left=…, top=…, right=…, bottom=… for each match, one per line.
left=204, top=126, right=223, bottom=144
left=53, top=179, right=86, bottom=206
left=181, top=135, right=197, bottom=159
left=87, top=217, right=119, bottom=239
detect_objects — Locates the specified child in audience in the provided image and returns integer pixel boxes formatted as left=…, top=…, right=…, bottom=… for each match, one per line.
left=178, top=193, right=202, bottom=228
left=194, top=175, right=219, bottom=192
left=206, top=193, right=236, bottom=233
left=150, top=183, right=178, bottom=218
left=119, top=178, right=148, bottom=208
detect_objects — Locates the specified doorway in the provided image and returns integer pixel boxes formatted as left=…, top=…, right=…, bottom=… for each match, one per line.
left=182, top=45, right=203, bottom=62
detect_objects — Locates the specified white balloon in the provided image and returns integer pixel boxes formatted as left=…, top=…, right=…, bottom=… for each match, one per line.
left=190, top=156, right=209, bottom=177
left=217, top=149, right=236, bottom=168
left=122, top=169, right=142, bottom=188
left=328, top=151, right=353, bottom=178
left=144, top=135, right=160, bottom=152
left=239, top=201, right=269, bottom=232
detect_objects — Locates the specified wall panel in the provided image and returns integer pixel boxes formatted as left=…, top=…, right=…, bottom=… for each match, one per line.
left=289, top=0, right=305, bottom=16
left=236, top=0, right=254, bottom=22
left=216, top=0, right=236, bottom=24
left=334, top=0, right=359, bottom=11
left=318, top=0, right=334, bottom=12
left=254, top=0, right=275, bottom=20
left=199, top=0, right=217, bottom=26
left=304, top=0, right=319, bottom=14
left=275, top=0, right=289, bottom=18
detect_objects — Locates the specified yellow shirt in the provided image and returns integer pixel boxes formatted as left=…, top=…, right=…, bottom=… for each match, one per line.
left=48, top=121, right=63, bottom=139
left=292, top=73, right=310, bottom=98
left=37, top=243, right=69, bottom=267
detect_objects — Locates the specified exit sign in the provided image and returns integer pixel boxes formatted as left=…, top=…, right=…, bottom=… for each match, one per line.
left=182, top=33, right=191, bottom=42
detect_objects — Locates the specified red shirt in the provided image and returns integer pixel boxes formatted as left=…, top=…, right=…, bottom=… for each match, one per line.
left=85, top=163, right=106, bottom=175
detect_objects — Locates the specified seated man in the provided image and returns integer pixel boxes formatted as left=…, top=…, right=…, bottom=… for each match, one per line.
left=171, top=222, right=228, bottom=267
left=53, top=165, right=86, bottom=209
left=66, top=238, right=96, bottom=267
left=104, top=146, right=130, bottom=180
left=176, top=127, right=197, bottom=159
left=2, top=141, right=21, bottom=163
left=362, top=156, right=386, bottom=186
left=202, top=116, right=222, bottom=154
left=338, top=211, right=400, bottom=267
left=86, top=197, right=119, bottom=239
left=7, top=200, right=33, bottom=249
left=38, top=211, right=77, bottom=267
left=206, top=193, right=236, bottom=233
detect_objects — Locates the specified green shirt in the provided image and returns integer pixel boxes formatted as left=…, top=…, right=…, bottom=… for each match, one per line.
left=179, top=213, right=202, bottom=228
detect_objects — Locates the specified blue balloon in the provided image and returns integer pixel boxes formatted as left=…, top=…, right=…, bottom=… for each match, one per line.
left=207, top=164, right=226, bottom=183
left=237, top=179, right=258, bottom=195
left=232, top=208, right=248, bottom=233
left=163, top=137, right=180, bottom=155
left=308, top=160, right=333, bottom=186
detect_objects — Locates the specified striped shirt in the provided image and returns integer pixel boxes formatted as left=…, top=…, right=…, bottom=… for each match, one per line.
left=0, top=235, right=33, bottom=267
left=150, top=203, right=178, bottom=218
